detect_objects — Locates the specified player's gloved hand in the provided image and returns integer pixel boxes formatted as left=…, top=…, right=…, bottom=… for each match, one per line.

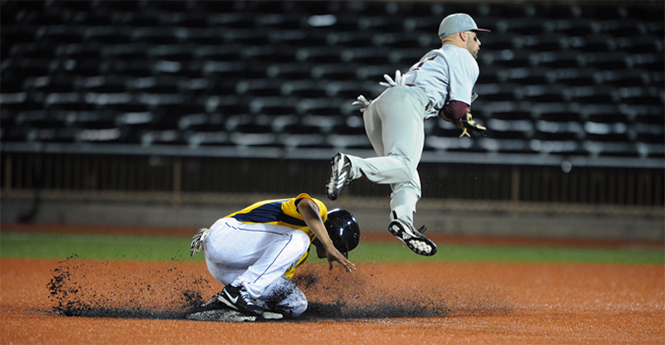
left=379, top=70, right=405, bottom=88
left=352, top=94, right=372, bottom=113
left=439, top=92, right=487, bottom=137
left=457, top=92, right=486, bottom=137
left=457, top=111, right=487, bottom=137
left=190, top=227, right=211, bottom=257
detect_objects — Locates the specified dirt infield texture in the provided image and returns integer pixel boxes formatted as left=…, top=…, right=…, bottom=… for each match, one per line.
left=1, top=257, right=663, bottom=344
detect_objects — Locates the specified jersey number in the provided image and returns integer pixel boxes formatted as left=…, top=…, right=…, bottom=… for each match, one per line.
left=411, top=55, right=437, bottom=71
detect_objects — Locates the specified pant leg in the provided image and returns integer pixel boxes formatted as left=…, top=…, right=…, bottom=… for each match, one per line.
left=253, top=276, right=308, bottom=318
left=347, top=86, right=428, bottom=224
left=203, top=218, right=311, bottom=300
left=348, top=86, right=427, bottom=184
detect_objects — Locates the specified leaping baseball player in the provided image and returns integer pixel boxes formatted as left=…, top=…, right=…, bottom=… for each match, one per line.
left=190, top=193, right=358, bottom=318
left=326, top=13, right=490, bottom=256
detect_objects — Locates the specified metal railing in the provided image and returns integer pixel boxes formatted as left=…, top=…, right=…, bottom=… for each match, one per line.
left=2, top=143, right=663, bottom=208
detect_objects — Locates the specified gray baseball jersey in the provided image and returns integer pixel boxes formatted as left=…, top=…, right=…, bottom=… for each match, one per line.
left=403, top=44, right=479, bottom=119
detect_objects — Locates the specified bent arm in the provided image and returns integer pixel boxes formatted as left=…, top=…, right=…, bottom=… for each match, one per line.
left=297, top=198, right=356, bottom=272
left=440, top=100, right=469, bottom=122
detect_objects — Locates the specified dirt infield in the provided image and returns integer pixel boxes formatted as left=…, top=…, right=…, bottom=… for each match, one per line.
left=1, top=257, right=663, bottom=344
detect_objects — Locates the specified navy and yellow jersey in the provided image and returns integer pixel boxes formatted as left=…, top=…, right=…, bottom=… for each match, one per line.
left=224, top=193, right=328, bottom=278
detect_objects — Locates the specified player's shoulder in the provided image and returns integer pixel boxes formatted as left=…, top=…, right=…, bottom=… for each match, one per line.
left=443, top=46, right=478, bottom=69
left=293, top=193, right=328, bottom=215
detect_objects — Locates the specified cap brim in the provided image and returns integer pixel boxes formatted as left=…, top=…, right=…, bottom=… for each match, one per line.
left=473, top=28, right=491, bottom=38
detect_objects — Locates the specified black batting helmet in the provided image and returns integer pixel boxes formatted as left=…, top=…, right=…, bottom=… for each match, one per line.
left=324, top=208, right=360, bottom=258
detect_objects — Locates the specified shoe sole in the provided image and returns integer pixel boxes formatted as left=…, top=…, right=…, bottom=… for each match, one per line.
left=326, top=153, right=348, bottom=200
left=388, top=220, right=437, bottom=256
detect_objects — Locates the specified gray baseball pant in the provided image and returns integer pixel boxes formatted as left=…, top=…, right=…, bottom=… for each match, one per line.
left=346, top=85, right=429, bottom=225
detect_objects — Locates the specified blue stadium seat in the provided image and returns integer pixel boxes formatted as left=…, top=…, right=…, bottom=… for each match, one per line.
left=280, top=80, right=327, bottom=98
left=583, top=140, right=635, bottom=157
left=341, top=46, right=392, bottom=65
left=236, top=79, right=284, bottom=97
left=534, top=119, right=583, bottom=141
left=295, top=46, right=341, bottom=63
left=581, top=52, right=631, bottom=70
left=296, top=98, right=343, bottom=116
left=546, top=18, right=597, bottom=35
left=530, top=50, right=581, bottom=68
left=479, top=137, right=534, bottom=154
left=615, top=35, right=664, bottom=54
left=266, top=62, right=314, bottom=80
left=496, top=17, right=549, bottom=35
left=549, top=68, right=597, bottom=86
left=480, top=32, right=518, bottom=51
left=518, top=33, right=566, bottom=51
left=1, top=0, right=662, bottom=159
left=515, top=84, right=565, bottom=102
left=580, top=104, right=628, bottom=124
left=498, top=67, right=551, bottom=85
left=371, top=31, right=426, bottom=48
left=248, top=97, right=298, bottom=116
left=616, top=86, right=664, bottom=105
left=310, top=63, right=360, bottom=80
left=388, top=48, right=427, bottom=65
left=596, top=69, right=648, bottom=87
left=564, top=34, right=615, bottom=52
left=564, top=85, right=618, bottom=104
left=480, top=49, right=533, bottom=68
left=486, top=118, right=534, bottom=140
left=474, top=83, right=518, bottom=102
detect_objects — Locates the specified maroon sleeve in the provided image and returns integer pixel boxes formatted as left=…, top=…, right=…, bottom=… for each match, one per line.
left=441, top=100, right=470, bottom=122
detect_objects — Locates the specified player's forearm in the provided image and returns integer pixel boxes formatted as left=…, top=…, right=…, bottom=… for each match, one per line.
left=298, top=199, right=335, bottom=250
left=440, top=100, right=469, bottom=122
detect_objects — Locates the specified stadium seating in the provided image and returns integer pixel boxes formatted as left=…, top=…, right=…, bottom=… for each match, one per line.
left=0, top=0, right=662, bottom=159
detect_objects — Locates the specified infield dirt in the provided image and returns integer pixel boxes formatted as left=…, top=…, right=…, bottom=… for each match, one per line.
left=1, top=257, right=663, bottom=344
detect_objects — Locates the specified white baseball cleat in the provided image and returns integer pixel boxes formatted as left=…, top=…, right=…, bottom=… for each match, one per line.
left=388, top=219, right=437, bottom=256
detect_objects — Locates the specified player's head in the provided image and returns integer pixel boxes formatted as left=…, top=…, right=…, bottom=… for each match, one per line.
left=439, top=13, right=489, bottom=59
left=438, top=13, right=490, bottom=40
left=324, top=208, right=360, bottom=258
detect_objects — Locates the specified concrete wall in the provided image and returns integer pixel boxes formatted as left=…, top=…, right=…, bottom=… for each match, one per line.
left=2, top=195, right=663, bottom=243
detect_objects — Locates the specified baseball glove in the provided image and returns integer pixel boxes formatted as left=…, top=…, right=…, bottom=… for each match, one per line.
left=190, top=227, right=211, bottom=257
left=441, top=93, right=487, bottom=137
left=456, top=111, right=487, bottom=137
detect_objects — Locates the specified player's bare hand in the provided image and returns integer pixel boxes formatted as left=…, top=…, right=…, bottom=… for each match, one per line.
left=327, top=249, right=356, bottom=273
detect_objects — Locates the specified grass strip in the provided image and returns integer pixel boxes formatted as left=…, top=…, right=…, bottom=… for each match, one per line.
left=1, top=231, right=663, bottom=264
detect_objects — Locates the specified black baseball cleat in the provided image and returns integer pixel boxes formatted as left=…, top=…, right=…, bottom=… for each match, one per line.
left=326, top=152, right=353, bottom=201
left=388, top=219, right=437, bottom=256
left=217, top=284, right=264, bottom=316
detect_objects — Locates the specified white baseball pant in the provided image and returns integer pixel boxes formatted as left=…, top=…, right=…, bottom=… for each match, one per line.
left=202, top=217, right=309, bottom=317
left=346, top=85, right=430, bottom=225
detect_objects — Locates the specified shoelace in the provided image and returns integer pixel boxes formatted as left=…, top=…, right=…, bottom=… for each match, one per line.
left=239, top=289, right=257, bottom=306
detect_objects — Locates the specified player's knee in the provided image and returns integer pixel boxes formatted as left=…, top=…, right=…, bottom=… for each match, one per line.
left=388, top=154, right=417, bottom=181
left=288, top=299, right=307, bottom=318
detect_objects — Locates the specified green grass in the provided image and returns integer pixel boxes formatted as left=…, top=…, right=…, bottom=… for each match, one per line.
left=1, top=231, right=663, bottom=264
left=1, top=232, right=196, bottom=262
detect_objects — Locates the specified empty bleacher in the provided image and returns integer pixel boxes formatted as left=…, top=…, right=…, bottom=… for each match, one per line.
left=0, top=0, right=663, bottom=161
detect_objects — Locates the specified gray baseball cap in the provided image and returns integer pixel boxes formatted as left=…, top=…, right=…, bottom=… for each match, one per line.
left=438, top=13, right=491, bottom=39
